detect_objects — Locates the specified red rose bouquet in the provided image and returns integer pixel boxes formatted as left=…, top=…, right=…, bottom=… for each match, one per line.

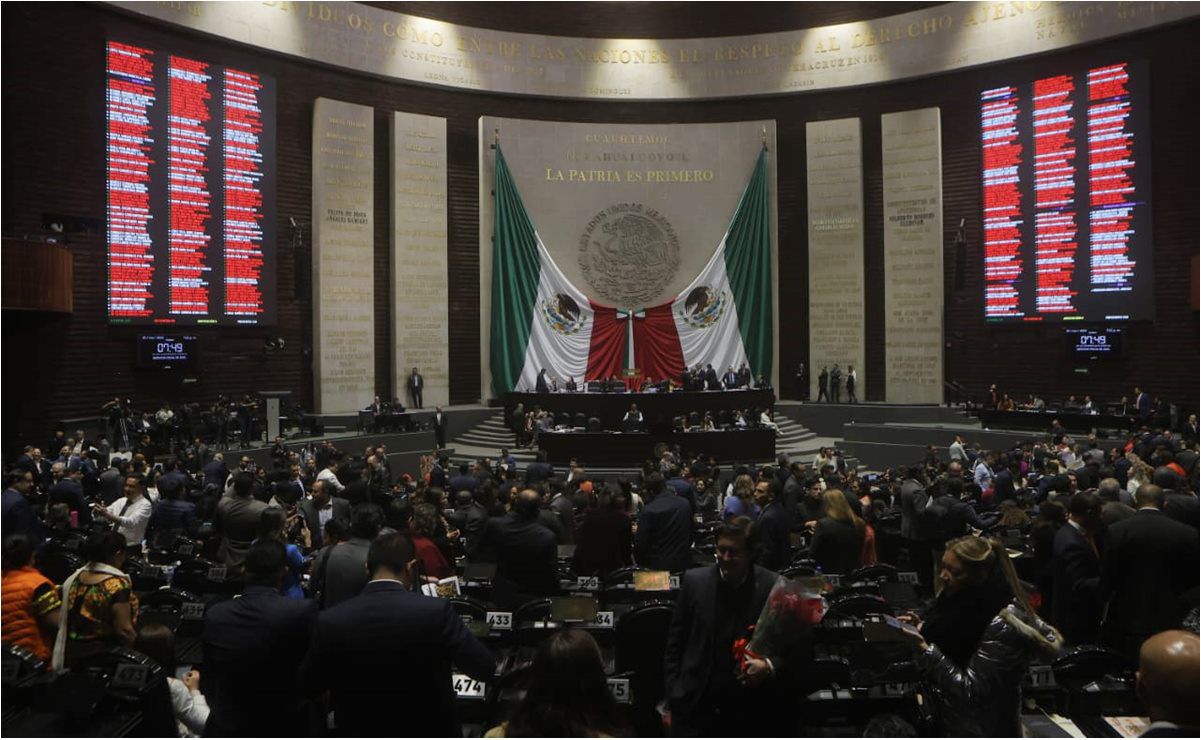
left=733, top=576, right=828, bottom=671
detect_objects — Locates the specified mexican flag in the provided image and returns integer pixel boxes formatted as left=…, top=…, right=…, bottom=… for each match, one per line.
left=490, top=147, right=598, bottom=395
left=489, top=146, right=772, bottom=394
left=667, top=147, right=773, bottom=380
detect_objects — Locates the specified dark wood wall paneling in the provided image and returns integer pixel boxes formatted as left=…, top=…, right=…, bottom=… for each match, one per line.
left=2, top=3, right=1197, bottom=454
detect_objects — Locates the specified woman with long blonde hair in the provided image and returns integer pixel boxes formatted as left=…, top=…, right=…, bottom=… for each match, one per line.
left=809, top=489, right=866, bottom=574
left=909, top=535, right=1062, bottom=736
left=721, top=474, right=759, bottom=520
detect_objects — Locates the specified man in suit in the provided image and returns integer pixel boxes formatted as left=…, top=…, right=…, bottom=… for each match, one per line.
left=307, top=532, right=494, bottom=737
left=447, top=463, right=477, bottom=497
left=407, top=367, right=424, bottom=409
left=1153, top=467, right=1199, bottom=529
left=524, top=449, right=554, bottom=485
left=1183, top=414, right=1200, bottom=446
left=475, top=489, right=558, bottom=609
left=299, top=479, right=350, bottom=550
left=204, top=540, right=318, bottom=737
left=535, top=368, right=551, bottom=394
left=1051, top=491, right=1104, bottom=645
left=817, top=366, right=829, bottom=403
left=202, top=452, right=229, bottom=491
left=665, top=517, right=788, bottom=736
left=754, top=478, right=792, bottom=571
left=432, top=406, right=447, bottom=449
left=214, top=473, right=268, bottom=568
left=1135, top=386, right=1152, bottom=422
left=313, top=504, right=384, bottom=609
left=448, top=490, right=489, bottom=556
left=1136, top=630, right=1200, bottom=738
left=722, top=366, right=738, bottom=389
left=665, top=465, right=697, bottom=514
left=830, top=365, right=842, bottom=403
left=547, top=484, right=576, bottom=545
left=635, top=473, right=693, bottom=572
left=1100, top=484, right=1200, bottom=664
left=704, top=363, right=720, bottom=391
left=48, top=461, right=91, bottom=527
left=2, top=469, right=41, bottom=538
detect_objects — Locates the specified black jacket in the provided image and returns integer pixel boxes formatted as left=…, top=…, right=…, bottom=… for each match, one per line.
left=664, top=565, right=779, bottom=724
left=756, top=501, right=793, bottom=571
left=307, top=581, right=494, bottom=737
left=476, top=512, right=559, bottom=607
left=1050, top=523, right=1102, bottom=645
left=809, top=516, right=864, bottom=575
left=634, top=492, right=693, bottom=572
left=203, top=586, right=319, bottom=737
left=918, top=602, right=1063, bottom=737
left=1100, top=509, right=1200, bottom=648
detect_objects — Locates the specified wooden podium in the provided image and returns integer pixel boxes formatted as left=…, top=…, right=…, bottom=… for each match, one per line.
left=2, top=239, right=73, bottom=312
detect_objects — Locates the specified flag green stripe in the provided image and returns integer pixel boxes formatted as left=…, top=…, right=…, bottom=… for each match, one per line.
left=723, top=147, right=773, bottom=378
left=490, top=147, right=542, bottom=396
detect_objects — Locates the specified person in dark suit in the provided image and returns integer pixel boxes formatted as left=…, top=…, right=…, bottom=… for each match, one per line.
left=1050, top=492, right=1104, bottom=645
left=1153, top=467, right=1200, bottom=529
left=48, top=461, right=91, bottom=527
left=307, top=532, right=494, bottom=737
left=447, top=463, right=477, bottom=497
left=2, top=470, right=41, bottom=538
left=817, top=366, right=829, bottom=403
left=313, top=504, right=383, bottom=609
left=704, top=364, right=720, bottom=391
left=448, top=490, right=489, bottom=556
left=524, top=449, right=554, bottom=485
left=573, top=486, right=632, bottom=576
left=214, top=473, right=268, bottom=569
left=753, top=478, right=792, bottom=571
left=809, top=488, right=866, bottom=575
left=1135, top=386, right=1152, bottom=421
left=664, top=517, right=787, bottom=736
left=535, top=368, right=551, bottom=394
left=547, top=485, right=576, bottom=545
left=298, top=479, right=350, bottom=550
left=203, top=540, right=318, bottom=737
left=476, top=489, right=558, bottom=608
left=830, top=365, right=842, bottom=404
left=1100, top=484, right=1201, bottom=664
left=407, top=367, right=424, bottom=409
left=634, top=473, right=692, bottom=572
left=1135, top=630, right=1200, bottom=738
left=202, top=453, right=229, bottom=491
left=431, top=407, right=447, bottom=449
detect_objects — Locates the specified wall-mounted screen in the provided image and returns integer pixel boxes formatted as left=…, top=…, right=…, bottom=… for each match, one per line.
left=1064, top=327, right=1124, bottom=361
left=106, top=40, right=276, bottom=325
left=136, top=334, right=199, bottom=370
left=981, top=61, right=1152, bottom=323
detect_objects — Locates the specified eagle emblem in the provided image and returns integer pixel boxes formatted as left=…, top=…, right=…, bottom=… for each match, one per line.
left=541, top=293, right=586, bottom=336
left=679, top=285, right=728, bottom=330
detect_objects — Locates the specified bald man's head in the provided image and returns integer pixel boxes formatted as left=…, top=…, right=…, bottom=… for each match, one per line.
left=1137, top=630, right=1200, bottom=724
left=513, top=488, right=541, bottom=519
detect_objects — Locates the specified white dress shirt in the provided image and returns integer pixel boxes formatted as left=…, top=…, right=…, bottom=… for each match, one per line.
left=105, top=495, right=153, bottom=545
left=316, top=467, right=345, bottom=493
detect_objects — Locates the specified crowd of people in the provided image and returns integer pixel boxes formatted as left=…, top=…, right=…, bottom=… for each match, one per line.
left=2, top=409, right=1199, bottom=736
left=981, top=384, right=1185, bottom=428
left=509, top=402, right=782, bottom=445
left=530, top=363, right=773, bottom=394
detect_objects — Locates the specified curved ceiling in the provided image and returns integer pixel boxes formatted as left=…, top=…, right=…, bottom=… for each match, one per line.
left=372, top=1, right=945, bottom=38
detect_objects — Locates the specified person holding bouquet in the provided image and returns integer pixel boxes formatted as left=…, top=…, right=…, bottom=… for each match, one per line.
left=664, top=517, right=794, bottom=737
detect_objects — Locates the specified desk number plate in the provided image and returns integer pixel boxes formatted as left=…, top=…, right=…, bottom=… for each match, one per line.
left=898, top=572, right=919, bottom=585
left=594, top=611, right=614, bottom=628
left=111, top=663, right=150, bottom=690
left=452, top=674, right=486, bottom=699
left=1027, top=664, right=1055, bottom=688
left=576, top=575, right=600, bottom=590
left=486, top=611, right=513, bottom=631
left=607, top=678, right=631, bottom=704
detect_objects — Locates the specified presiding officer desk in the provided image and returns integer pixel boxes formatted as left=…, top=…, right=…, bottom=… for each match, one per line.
left=503, top=389, right=775, bottom=436
left=974, top=409, right=1140, bottom=435
left=538, top=428, right=776, bottom=466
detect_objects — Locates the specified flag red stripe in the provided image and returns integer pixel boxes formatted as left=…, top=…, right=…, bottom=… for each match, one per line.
left=633, top=303, right=685, bottom=381
left=586, top=302, right=624, bottom=381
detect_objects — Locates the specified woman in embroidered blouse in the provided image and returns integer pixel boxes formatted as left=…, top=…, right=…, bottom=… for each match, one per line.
left=55, top=530, right=138, bottom=667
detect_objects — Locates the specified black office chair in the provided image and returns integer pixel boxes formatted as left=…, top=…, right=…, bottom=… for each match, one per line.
left=848, top=563, right=899, bottom=583
left=2, top=642, right=46, bottom=687
left=34, top=548, right=85, bottom=585
left=586, top=417, right=603, bottom=432
left=555, top=413, right=570, bottom=428
left=572, top=412, right=588, bottom=429
left=513, top=598, right=553, bottom=625
left=615, top=601, right=675, bottom=736
left=171, top=558, right=241, bottom=596
left=70, top=646, right=177, bottom=737
left=825, top=592, right=890, bottom=620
